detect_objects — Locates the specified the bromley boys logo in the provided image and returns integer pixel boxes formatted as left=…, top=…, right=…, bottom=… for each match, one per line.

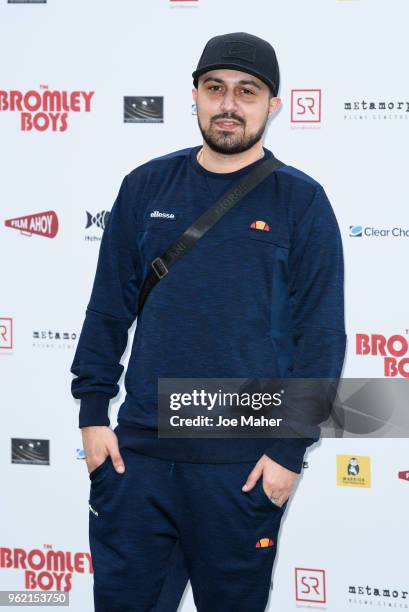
left=5, top=211, right=58, bottom=238
left=0, top=544, right=93, bottom=591
left=0, top=85, right=94, bottom=131
left=356, top=332, right=409, bottom=377
left=291, top=89, right=322, bottom=124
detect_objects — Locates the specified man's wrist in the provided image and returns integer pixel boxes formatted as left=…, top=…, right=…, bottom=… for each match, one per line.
left=263, top=438, right=314, bottom=474
left=78, top=392, right=111, bottom=428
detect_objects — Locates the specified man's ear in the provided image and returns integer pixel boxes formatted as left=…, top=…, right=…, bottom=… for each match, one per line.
left=268, top=97, right=281, bottom=117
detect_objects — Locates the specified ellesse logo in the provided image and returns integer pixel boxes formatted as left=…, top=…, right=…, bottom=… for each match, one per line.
left=150, top=210, right=175, bottom=219
left=89, top=503, right=99, bottom=517
left=250, top=220, right=270, bottom=231
left=255, top=537, right=274, bottom=548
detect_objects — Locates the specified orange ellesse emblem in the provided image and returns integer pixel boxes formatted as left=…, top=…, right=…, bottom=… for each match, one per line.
left=250, top=220, right=270, bottom=231
left=255, top=538, right=274, bottom=548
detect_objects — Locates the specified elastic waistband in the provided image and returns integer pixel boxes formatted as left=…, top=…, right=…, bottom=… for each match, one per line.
left=114, top=422, right=279, bottom=464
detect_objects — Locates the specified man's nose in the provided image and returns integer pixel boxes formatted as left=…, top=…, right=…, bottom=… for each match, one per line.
left=219, top=89, right=239, bottom=113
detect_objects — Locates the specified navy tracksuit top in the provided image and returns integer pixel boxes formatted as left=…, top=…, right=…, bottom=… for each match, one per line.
left=70, top=145, right=347, bottom=473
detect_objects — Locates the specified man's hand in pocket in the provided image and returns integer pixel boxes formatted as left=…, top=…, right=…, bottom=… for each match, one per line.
left=241, top=454, right=298, bottom=507
left=81, top=426, right=125, bottom=475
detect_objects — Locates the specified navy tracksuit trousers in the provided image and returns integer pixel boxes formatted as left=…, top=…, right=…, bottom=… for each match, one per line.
left=88, top=447, right=288, bottom=612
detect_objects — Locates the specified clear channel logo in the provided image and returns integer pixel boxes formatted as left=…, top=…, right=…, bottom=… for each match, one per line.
left=349, top=224, right=409, bottom=238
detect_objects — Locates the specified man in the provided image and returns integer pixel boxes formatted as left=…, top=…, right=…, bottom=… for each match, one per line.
left=70, top=32, right=346, bottom=611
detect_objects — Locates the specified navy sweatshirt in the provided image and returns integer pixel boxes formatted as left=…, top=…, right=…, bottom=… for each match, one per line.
left=70, top=145, right=346, bottom=473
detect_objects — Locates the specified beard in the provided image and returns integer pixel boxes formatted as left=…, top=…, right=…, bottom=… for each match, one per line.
left=197, top=110, right=269, bottom=155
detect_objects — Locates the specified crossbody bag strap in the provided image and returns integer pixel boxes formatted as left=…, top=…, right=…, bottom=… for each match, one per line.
left=137, top=153, right=285, bottom=316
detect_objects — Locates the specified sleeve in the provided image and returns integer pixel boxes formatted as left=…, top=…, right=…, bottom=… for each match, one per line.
left=69, top=173, right=143, bottom=428
left=262, top=184, right=347, bottom=473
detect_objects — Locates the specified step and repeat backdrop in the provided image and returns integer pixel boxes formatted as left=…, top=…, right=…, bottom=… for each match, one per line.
left=1, top=0, right=408, bottom=610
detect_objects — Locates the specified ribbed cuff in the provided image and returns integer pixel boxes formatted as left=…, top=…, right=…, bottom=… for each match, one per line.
left=263, top=438, right=316, bottom=474
left=78, top=392, right=111, bottom=428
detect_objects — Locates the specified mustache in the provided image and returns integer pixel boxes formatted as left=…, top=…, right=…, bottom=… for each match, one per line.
left=213, top=114, right=244, bottom=125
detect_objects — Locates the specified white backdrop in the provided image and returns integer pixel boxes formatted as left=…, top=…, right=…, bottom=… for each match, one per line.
left=1, top=0, right=408, bottom=610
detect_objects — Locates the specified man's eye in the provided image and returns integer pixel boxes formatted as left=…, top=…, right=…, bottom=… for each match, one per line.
left=207, top=85, right=254, bottom=95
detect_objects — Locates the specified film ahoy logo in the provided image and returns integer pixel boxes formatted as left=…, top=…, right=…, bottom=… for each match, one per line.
left=5, top=211, right=59, bottom=238
left=0, top=85, right=94, bottom=131
left=356, top=332, right=409, bottom=377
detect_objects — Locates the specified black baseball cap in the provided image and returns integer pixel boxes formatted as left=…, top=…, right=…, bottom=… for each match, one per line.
left=192, top=32, right=280, bottom=97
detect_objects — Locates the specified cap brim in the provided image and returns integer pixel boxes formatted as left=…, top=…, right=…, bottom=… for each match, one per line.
left=192, top=63, right=276, bottom=95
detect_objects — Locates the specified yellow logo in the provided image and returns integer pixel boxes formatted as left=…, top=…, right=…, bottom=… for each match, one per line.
left=336, top=454, right=371, bottom=488
left=255, top=537, right=274, bottom=548
left=250, top=220, right=270, bottom=231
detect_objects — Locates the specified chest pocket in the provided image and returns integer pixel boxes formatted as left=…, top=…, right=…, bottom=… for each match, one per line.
left=137, top=217, right=190, bottom=272
left=228, top=227, right=289, bottom=249
left=197, top=221, right=290, bottom=250
left=140, top=217, right=181, bottom=231
left=138, top=211, right=290, bottom=260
